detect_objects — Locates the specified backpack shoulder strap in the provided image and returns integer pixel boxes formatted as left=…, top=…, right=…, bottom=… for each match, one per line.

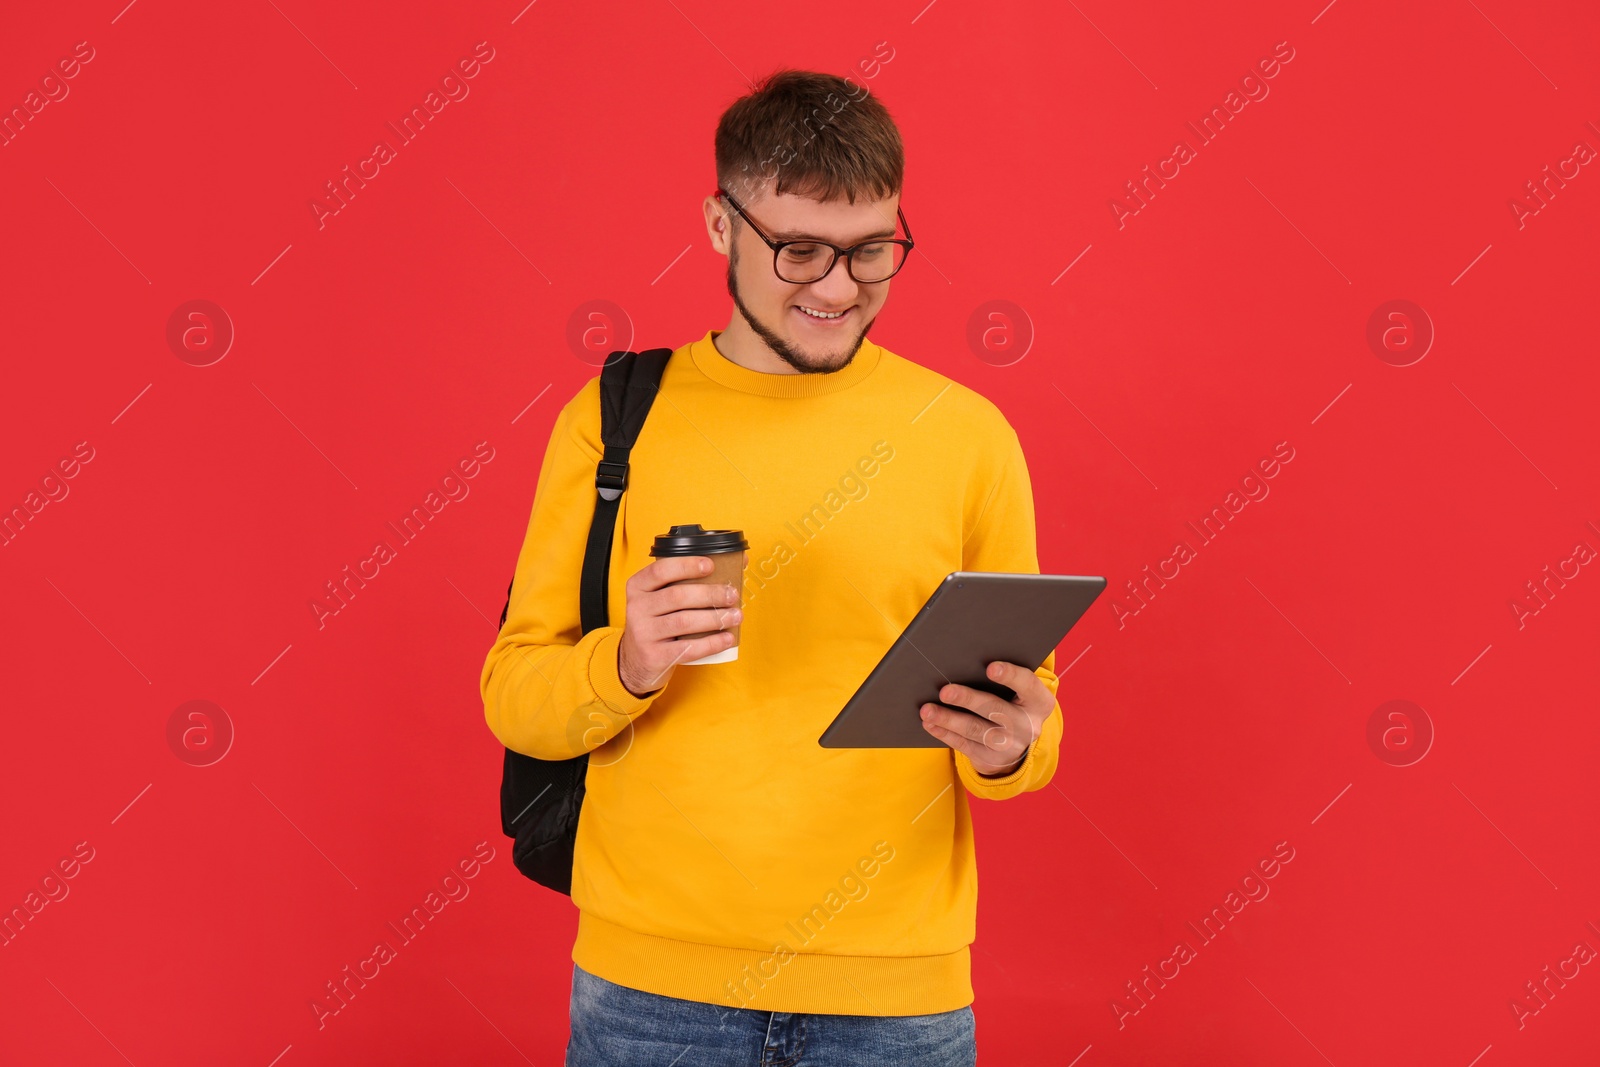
left=496, top=348, right=673, bottom=635
left=579, top=348, right=673, bottom=635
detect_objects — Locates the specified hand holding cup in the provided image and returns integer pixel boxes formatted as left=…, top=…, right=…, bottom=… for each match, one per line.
left=617, top=548, right=748, bottom=697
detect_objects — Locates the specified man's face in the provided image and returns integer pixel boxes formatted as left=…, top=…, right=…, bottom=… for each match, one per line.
left=716, top=188, right=901, bottom=374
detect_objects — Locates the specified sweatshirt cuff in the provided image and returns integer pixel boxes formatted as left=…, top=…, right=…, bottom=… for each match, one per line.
left=588, top=627, right=663, bottom=719
left=955, top=738, right=1036, bottom=801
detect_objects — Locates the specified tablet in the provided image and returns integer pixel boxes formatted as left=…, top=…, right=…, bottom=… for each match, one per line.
left=818, top=571, right=1106, bottom=748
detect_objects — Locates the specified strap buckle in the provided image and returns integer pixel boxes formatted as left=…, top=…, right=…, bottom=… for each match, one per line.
left=595, top=459, right=628, bottom=501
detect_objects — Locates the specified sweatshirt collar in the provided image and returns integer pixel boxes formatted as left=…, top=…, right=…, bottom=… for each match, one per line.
left=689, top=329, right=882, bottom=398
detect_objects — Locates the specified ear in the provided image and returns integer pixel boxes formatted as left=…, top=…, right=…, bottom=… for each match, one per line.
left=704, top=195, right=732, bottom=252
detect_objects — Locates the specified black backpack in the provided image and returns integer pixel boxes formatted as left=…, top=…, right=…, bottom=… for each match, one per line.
left=495, top=347, right=674, bottom=894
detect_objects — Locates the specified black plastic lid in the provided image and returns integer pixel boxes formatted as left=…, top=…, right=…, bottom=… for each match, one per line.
left=649, top=524, right=748, bottom=556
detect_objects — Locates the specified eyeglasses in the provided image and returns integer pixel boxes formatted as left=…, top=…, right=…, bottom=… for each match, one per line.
left=714, top=187, right=915, bottom=284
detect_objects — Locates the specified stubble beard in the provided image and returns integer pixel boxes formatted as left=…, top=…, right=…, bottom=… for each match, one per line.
left=725, top=240, right=873, bottom=375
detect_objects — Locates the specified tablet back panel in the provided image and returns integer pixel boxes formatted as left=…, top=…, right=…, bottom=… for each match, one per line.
left=818, top=572, right=1106, bottom=748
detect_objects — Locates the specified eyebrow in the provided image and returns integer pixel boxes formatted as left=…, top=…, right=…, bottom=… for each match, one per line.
left=768, top=226, right=898, bottom=243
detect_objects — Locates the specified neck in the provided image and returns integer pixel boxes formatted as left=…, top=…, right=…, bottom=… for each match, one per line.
left=713, top=319, right=801, bottom=374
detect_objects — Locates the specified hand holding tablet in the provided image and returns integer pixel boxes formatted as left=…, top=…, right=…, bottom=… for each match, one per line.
left=919, top=659, right=1062, bottom=776
left=818, top=572, right=1106, bottom=751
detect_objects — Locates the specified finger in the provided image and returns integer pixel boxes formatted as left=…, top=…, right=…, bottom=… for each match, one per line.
left=987, top=660, right=1050, bottom=710
left=920, top=717, right=998, bottom=762
left=636, top=633, right=726, bottom=694
left=655, top=605, right=741, bottom=640
left=985, top=660, right=1018, bottom=683
left=674, top=628, right=737, bottom=658
left=656, top=579, right=739, bottom=614
left=665, top=630, right=738, bottom=666
left=922, top=703, right=1015, bottom=749
left=633, top=555, right=715, bottom=593
left=936, top=683, right=1010, bottom=723
left=637, top=629, right=737, bottom=689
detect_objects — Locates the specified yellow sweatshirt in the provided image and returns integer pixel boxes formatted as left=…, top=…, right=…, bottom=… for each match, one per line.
left=481, top=328, right=1063, bottom=1016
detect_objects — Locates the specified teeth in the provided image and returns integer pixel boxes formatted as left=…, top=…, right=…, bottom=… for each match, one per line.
left=799, top=307, right=846, bottom=319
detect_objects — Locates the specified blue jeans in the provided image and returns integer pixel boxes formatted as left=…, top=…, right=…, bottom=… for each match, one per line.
left=565, top=963, right=977, bottom=1067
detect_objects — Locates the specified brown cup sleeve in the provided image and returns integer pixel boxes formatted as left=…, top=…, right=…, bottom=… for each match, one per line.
left=667, top=552, right=744, bottom=645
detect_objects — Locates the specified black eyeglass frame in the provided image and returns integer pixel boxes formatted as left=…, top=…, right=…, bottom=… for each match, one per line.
left=714, top=187, right=915, bottom=284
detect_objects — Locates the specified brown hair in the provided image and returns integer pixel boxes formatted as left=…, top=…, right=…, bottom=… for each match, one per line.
left=714, top=68, right=904, bottom=217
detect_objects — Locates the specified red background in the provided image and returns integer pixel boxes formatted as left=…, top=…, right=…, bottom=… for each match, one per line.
left=3, top=1, right=1597, bottom=1063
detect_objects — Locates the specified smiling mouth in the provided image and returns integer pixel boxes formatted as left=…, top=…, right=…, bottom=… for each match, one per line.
left=795, top=305, right=853, bottom=322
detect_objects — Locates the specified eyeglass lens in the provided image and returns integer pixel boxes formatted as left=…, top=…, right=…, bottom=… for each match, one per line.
left=775, top=240, right=906, bottom=284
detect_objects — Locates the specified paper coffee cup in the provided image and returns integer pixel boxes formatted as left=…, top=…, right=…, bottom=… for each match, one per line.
left=649, top=524, right=748, bottom=665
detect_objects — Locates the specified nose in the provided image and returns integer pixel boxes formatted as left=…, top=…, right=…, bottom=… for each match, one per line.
left=806, top=252, right=861, bottom=303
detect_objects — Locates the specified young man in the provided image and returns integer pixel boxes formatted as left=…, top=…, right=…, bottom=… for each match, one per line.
left=481, top=68, right=1064, bottom=1066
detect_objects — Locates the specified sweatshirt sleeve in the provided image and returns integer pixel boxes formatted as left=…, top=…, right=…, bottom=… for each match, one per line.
left=480, top=381, right=664, bottom=760
left=953, top=421, right=1064, bottom=801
